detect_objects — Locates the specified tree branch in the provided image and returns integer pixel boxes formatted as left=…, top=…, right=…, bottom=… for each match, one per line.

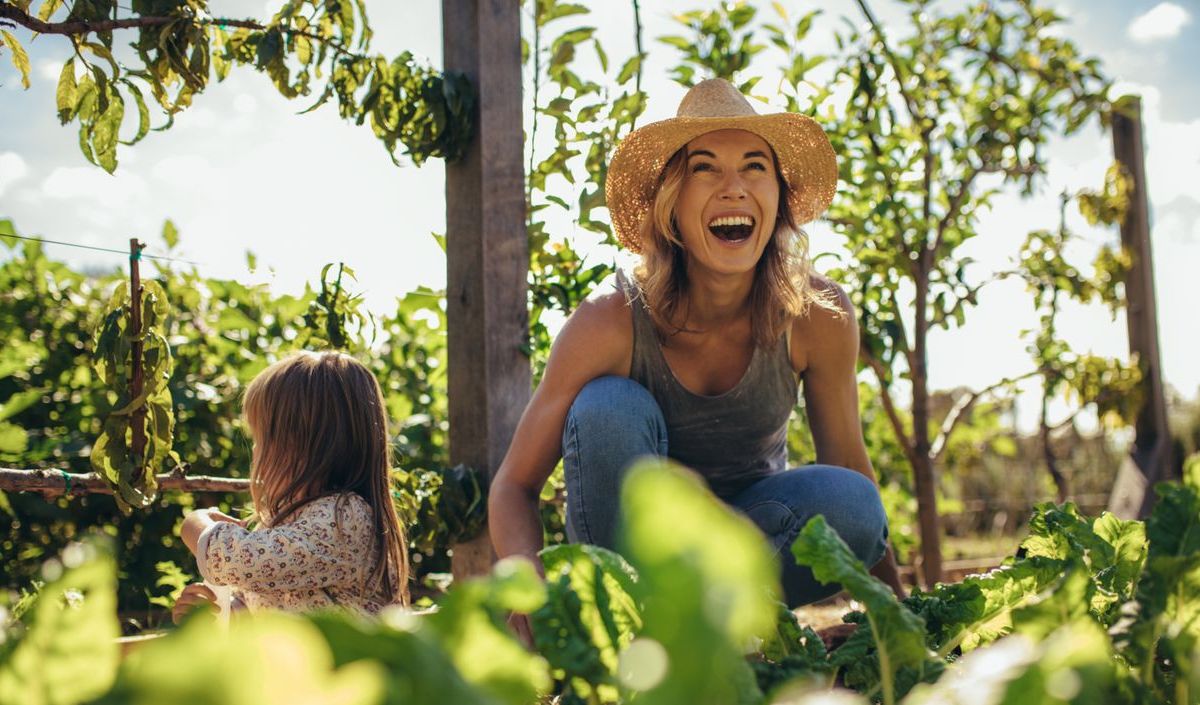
left=0, top=3, right=357, bottom=60
left=853, top=0, right=922, bottom=124
left=0, top=466, right=249, bottom=497
left=932, top=165, right=980, bottom=254
left=930, top=369, right=1039, bottom=463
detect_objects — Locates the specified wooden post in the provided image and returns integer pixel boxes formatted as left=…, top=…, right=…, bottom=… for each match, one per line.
left=442, top=0, right=529, bottom=579
left=1108, top=95, right=1174, bottom=519
left=129, top=238, right=147, bottom=483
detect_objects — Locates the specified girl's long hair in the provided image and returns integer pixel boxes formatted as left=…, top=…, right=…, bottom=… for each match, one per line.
left=633, top=144, right=837, bottom=346
left=243, top=351, right=409, bottom=605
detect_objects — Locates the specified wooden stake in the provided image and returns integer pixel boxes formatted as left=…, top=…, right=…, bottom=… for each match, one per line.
left=442, top=0, right=529, bottom=580
left=1109, top=95, right=1175, bottom=518
left=129, top=238, right=147, bottom=483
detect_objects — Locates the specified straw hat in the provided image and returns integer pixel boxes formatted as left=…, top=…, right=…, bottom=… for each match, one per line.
left=605, top=78, right=837, bottom=253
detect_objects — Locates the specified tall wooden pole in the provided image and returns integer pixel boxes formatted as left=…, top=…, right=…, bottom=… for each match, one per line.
left=129, top=238, right=147, bottom=483
left=1109, top=95, right=1174, bottom=518
left=442, top=0, right=529, bottom=578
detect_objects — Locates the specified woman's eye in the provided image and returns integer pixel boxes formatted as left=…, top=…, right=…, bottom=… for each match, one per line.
left=745, top=162, right=768, bottom=171
left=691, top=163, right=714, bottom=173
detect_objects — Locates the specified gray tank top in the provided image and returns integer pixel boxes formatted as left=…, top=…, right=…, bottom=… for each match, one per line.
left=617, top=271, right=799, bottom=498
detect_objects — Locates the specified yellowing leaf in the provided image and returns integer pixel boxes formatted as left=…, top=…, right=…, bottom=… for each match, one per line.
left=1, top=30, right=31, bottom=89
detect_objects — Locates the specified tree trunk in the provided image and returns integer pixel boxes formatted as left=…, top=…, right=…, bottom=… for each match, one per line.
left=1040, top=396, right=1069, bottom=504
left=911, top=252, right=943, bottom=586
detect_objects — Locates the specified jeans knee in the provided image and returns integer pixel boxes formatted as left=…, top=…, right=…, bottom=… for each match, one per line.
left=565, top=376, right=664, bottom=442
left=844, top=474, right=889, bottom=568
left=804, top=467, right=889, bottom=568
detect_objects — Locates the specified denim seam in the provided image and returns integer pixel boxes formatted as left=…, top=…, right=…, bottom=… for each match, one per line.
left=742, top=499, right=803, bottom=553
left=564, top=414, right=594, bottom=545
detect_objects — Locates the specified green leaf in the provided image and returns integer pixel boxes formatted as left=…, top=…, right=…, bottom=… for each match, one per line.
left=531, top=544, right=641, bottom=690
left=0, top=387, right=44, bottom=422
left=119, top=79, right=151, bottom=145
left=108, top=612, right=385, bottom=705
left=903, top=621, right=1115, bottom=705
left=792, top=515, right=933, bottom=705
left=617, top=460, right=776, bottom=705
left=424, top=561, right=551, bottom=705
left=0, top=421, right=27, bottom=454
left=56, top=58, right=77, bottom=124
left=36, top=0, right=64, bottom=22
left=91, top=88, right=125, bottom=174
left=0, top=541, right=120, bottom=704
left=308, top=611, right=497, bottom=705
left=616, top=55, right=641, bottom=85
left=161, top=219, right=180, bottom=250
left=1, top=30, right=31, bottom=90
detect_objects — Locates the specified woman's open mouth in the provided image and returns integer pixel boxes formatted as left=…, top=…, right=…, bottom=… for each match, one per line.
left=707, top=215, right=755, bottom=243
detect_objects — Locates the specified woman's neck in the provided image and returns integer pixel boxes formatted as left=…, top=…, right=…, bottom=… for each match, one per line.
left=674, top=265, right=754, bottom=332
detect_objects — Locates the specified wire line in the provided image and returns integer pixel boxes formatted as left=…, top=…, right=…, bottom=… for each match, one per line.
left=0, top=232, right=203, bottom=266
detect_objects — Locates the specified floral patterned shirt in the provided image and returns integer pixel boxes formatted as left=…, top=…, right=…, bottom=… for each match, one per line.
left=196, top=493, right=397, bottom=614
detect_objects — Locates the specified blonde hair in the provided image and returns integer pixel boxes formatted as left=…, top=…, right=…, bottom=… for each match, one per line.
left=633, top=145, right=836, bottom=346
left=243, top=351, right=409, bottom=605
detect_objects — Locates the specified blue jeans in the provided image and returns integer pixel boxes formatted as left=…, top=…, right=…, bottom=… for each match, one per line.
left=562, top=376, right=889, bottom=607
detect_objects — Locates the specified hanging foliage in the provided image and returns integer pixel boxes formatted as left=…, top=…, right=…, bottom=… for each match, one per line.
left=0, top=0, right=474, bottom=171
left=90, top=279, right=177, bottom=511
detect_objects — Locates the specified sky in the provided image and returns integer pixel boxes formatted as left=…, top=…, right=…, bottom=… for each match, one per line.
left=1, top=0, right=1198, bottom=428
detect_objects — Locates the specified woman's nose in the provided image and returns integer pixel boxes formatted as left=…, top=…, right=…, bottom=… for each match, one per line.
left=718, top=172, right=748, bottom=199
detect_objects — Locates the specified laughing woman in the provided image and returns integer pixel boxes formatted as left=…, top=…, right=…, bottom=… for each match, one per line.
left=489, top=79, right=903, bottom=626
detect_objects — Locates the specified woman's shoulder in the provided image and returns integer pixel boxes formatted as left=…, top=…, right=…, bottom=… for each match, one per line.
left=546, top=270, right=635, bottom=381
left=561, top=271, right=635, bottom=343
left=789, top=274, right=857, bottom=370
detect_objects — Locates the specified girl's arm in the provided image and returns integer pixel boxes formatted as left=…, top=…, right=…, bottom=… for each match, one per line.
left=794, top=280, right=906, bottom=597
left=488, top=285, right=632, bottom=572
left=181, top=508, right=243, bottom=554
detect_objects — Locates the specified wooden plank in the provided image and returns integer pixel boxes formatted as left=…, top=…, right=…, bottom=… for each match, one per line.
left=1109, top=95, right=1174, bottom=518
left=442, top=0, right=529, bottom=579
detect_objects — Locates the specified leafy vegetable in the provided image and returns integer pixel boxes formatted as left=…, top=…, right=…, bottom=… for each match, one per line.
left=618, top=460, right=777, bottom=705
left=792, top=516, right=938, bottom=705
left=0, top=541, right=119, bottom=705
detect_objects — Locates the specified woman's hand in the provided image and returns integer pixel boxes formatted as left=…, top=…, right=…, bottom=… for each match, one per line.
left=506, top=612, right=535, bottom=650
left=171, top=583, right=217, bottom=625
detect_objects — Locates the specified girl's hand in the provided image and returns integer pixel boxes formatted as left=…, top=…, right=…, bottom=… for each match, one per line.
left=204, top=509, right=247, bottom=527
left=171, top=583, right=217, bottom=625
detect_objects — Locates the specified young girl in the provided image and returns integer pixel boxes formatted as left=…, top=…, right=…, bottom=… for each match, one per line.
left=173, top=351, right=409, bottom=621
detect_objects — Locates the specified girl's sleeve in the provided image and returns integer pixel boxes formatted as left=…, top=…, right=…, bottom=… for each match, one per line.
left=195, top=496, right=373, bottom=593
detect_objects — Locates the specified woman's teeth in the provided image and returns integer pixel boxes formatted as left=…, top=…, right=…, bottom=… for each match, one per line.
left=708, top=215, right=755, bottom=242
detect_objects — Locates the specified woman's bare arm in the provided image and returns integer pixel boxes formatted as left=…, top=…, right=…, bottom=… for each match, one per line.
left=488, top=285, right=632, bottom=571
left=794, top=280, right=906, bottom=596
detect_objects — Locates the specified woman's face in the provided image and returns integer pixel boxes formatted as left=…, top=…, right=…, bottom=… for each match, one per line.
left=673, top=129, right=781, bottom=278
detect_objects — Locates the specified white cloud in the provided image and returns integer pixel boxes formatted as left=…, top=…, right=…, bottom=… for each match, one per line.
left=1129, top=2, right=1191, bottom=43
left=234, top=93, right=258, bottom=115
left=41, top=166, right=148, bottom=206
left=150, top=154, right=221, bottom=190
left=0, top=152, right=29, bottom=197
left=38, top=60, right=64, bottom=82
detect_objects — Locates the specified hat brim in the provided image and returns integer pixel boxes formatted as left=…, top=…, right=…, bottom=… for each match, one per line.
left=604, top=113, right=837, bottom=253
